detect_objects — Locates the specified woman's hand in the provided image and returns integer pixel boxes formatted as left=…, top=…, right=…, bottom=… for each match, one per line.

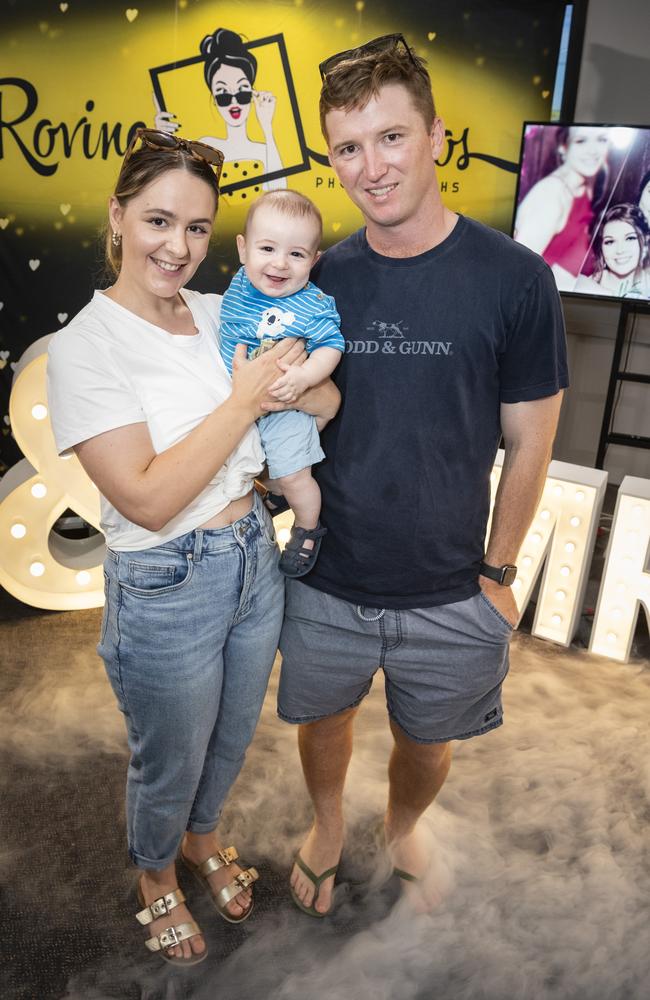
left=230, top=339, right=306, bottom=418
left=152, top=92, right=180, bottom=134
left=253, top=91, right=277, bottom=137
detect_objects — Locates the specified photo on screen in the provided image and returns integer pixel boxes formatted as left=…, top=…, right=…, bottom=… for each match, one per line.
left=512, top=122, right=650, bottom=302
left=150, top=31, right=309, bottom=199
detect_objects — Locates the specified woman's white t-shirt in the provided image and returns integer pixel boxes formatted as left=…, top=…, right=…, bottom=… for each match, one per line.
left=47, top=289, right=265, bottom=551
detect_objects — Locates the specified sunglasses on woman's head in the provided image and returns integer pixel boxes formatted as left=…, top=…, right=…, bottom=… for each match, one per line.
left=214, top=90, right=254, bottom=107
left=124, top=129, right=225, bottom=179
left=319, top=32, right=422, bottom=81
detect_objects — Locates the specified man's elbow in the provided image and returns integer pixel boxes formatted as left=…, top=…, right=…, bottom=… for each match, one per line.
left=501, top=392, right=564, bottom=451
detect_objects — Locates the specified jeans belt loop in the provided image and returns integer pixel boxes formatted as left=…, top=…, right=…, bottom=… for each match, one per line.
left=253, top=490, right=265, bottom=531
left=192, top=529, right=204, bottom=563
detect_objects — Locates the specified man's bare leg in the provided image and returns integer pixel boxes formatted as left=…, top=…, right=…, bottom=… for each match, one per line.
left=384, top=720, right=452, bottom=905
left=290, top=706, right=358, bottom=914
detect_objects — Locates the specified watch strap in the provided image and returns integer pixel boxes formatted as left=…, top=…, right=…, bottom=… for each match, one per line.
left=479, top=560, right=517, bottom=586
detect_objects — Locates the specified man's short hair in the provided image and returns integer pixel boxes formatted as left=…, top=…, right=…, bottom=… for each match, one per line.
left=245, top=190, right=323, bottom=245
left=319, top=41, right=436, bottom=141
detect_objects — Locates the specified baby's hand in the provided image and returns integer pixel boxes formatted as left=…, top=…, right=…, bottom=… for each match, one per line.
left=268, top=364, right=311, bottom=403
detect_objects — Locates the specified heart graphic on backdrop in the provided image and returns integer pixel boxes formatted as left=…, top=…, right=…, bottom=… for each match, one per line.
left=428, top=32, right=437, bottom=41
left=60, top=2, right=69, bottom=10
left=0, top=218, right=8, bottom=229
left=9, top=363, right=18, bottom=371
left=59, top=203, right=71, bottom=216
left=125, top=8, right=138, bottom=22
left=3, top=415, right=10, bottom=424
left=57, top=313, right=68, bottom=324
left=332, top=222, right=341, bottom=232
left=29, top=259, right=40, bottom=271
left=335, top=18, right=344, bottom=27
left=542, top=90, right=550, bottom=98
left=0, top=303, right=4, bottom=311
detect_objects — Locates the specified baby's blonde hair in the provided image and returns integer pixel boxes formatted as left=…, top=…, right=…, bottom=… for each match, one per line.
left=244, top=189, right=323, bottom=246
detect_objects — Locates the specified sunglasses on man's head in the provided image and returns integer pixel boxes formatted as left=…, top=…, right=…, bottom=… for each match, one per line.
left=124, top=129, right=225, bottom=179
left=214, top=90, right=254, bottom=107
left=319, top=32, right=422, bottom=81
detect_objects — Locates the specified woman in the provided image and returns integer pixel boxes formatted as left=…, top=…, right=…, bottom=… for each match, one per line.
left=47, top=130, right=338, bottom=965
left=514, top=125, right=610, bottom=290
left=574, top=203, right=650, bottom=299
left=155, top=27, right=287, bottom=199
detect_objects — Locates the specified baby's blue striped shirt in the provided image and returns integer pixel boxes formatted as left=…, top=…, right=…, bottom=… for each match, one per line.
left=220, top=267, right=344, bottom=374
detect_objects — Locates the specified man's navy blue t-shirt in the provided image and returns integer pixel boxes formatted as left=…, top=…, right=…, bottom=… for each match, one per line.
left=306, top=215, right=569, bottom=609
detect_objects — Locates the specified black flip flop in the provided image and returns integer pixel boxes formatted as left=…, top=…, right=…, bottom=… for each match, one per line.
left=289, top=853, right=338, bottom=917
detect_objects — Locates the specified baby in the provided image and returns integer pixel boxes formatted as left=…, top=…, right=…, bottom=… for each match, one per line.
left=220, top=190, right=344, bottom=577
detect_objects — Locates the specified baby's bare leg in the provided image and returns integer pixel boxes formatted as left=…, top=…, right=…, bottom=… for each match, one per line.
left=275, top=467, right=321, bottom=541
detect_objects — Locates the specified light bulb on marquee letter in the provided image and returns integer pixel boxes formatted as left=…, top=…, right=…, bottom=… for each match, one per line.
left=0, top=336, right=105, bottom=610
left=590, top=476, right=650, bottom=662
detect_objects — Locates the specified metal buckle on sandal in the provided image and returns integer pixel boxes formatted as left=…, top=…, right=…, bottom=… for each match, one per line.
left=235, top=868, right=258, bottom=890
left=197, top=847, right=238, bottom=877
left=159, top=926, right=181, bottom=950
left=136, top=888, right=185, bottom=925
left=149, top=895, right=173, bottom=918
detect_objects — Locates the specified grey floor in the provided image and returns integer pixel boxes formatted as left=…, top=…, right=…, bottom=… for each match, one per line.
left=1, top=583, right=650, bottom=1000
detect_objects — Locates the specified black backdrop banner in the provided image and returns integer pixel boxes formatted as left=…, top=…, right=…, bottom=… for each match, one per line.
left=0, top=0, right=569, bottom=474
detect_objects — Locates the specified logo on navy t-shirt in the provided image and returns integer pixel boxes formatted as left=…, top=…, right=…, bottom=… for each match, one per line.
left=343, top=317, right=453, bottom=356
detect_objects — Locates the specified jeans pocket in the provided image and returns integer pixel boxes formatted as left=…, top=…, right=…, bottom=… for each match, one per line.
left=479, top=591, right=515, bottom=634
left=119, top=552, right=194, bottom=598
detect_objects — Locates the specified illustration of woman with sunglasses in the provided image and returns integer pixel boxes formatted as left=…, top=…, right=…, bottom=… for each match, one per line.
left=155, top=28, right=286, bottom=200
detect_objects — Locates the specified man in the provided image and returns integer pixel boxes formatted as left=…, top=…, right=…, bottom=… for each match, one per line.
left=277, top=34, right=568, bottom=915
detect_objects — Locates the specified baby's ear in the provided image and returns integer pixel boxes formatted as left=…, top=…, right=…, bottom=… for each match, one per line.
left=236, top=233, right=247, bottom=263
left=313, top=249, right=322, bottom=265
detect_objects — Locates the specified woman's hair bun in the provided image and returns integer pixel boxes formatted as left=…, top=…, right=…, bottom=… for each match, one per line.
left=200, top=28, right=257, bottom=88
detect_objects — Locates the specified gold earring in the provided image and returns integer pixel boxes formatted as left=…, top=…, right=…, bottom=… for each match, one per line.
left=111, top=231, right=122, bottom=247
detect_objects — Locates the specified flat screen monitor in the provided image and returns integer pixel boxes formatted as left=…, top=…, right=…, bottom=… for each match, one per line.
left=512, top=122, right=650, bottom=302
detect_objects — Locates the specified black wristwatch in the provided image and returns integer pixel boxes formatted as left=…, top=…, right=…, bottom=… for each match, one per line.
left=479, top=560, right=517, bottom=586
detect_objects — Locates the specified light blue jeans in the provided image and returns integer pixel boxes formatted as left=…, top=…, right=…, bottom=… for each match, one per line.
left=98, top=492, right=284, bottom=870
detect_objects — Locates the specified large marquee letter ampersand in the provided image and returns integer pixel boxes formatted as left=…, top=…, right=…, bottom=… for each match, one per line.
left=0, top=336, right=104, bottom=610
